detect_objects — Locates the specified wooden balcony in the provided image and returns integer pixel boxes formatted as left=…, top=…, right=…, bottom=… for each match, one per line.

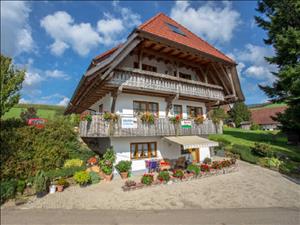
left=79, top=115, right=221, bottom=137
left=107, top=68, right=225, bottom=101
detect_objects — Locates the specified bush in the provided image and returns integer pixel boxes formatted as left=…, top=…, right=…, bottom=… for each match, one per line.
left=115, top=160, right=132, bottom=173
left=231, top=144, right=258, bottom=164
left=89, top=171, right=100, bottom=184
left=56, top=178, right=69, bottom=187
left=251, top=143, right=272, bottom=157
left=250, top=123, right=261, bottom=130
left=203, top=157, right=212, bottom=164
left=63, top=159, right=83, bottom=168
left=46, top=166, right=86, bottom=180
left=172, top=169, right=184, bottom=179
left=73, top=171, right=91, bottom=185
left=141, top=174, right=154, bottom=185
left=259, top=157, right=282, bottom=169
left=157, top=171, right=170, bottom=182
left=187, top=164, right=200, bottom=175
left=0, top=180, right=17, bottom=204
left=16, top=180, right=26, bottom=194
left=34, top=171, right=49, bottom=193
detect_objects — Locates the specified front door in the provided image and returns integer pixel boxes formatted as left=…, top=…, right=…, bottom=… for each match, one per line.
left=189, top=148, right=200, bottom=163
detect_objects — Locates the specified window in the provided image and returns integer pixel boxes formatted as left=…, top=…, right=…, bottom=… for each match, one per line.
left=99, top=104, right=103, bottom=113
left=173, top=104, right=182, bottom=116
left=187, top=106, right=203, bottom=117
left=133, top=101, right=159, bottom=115
left=166, top=23, right=186, bottom=36
left=179, top=72, right=192, bottom=80
left=134, top=62, right=157, bottom=72
left=130, top=142, right=157, bottom=159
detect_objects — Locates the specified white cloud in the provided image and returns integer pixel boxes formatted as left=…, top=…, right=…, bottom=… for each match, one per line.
left=170, top=1, right=241, bottom=43
left=45, top=70, right=70, bottom=80
left=23, top=71, right=44, bottom=87
left=19, top=98, right=29, bottom=104
left=40, top=11, right=101, bottom=56
left=58, top=97, right=69, bottom=106
left=1, top=1, right=34, bottom=56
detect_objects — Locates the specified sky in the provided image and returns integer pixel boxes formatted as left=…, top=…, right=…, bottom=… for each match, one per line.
left=1, top=1, right=277, bottom=106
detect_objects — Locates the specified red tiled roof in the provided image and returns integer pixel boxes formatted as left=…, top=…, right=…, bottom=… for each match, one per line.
left=138, top=13, right=235, bottom=64
left=250, top=106, right=287, bottom=125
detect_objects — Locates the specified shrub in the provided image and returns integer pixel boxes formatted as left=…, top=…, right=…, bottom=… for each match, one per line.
left=115, top=160, right=132, bottom=173
left=141, top=174, right=154, bottom=185
left=46, top=166, right=86, bottom=180
left=231, top=144, right=258, bottom=164
left=34, top=170, right=49, bottom=193
left=187, top=164, right=200, bottom=175
left=89, top=171, right=100, bottom=184
left=172, top=169, right=184, bottom=179
left=73, top=171, right=91, bottom=185
left=250, top=142, right=272, bottom=157
left=0, top=180, right=17, bottom=204
left=203, top=157, right=212, bottom=164
left=200, top=164, right=210, bottom=172
left=259, top=157, right=282, bottom=169
left=64, top=159, right=83, bottom=168
left=16, top=180, right=26, bottom=194
left=250, top=123, right=261, bottom=130
left=157, top=171, right=170, bottom=182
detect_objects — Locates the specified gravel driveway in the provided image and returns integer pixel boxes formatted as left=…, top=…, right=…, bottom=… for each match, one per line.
left=21, top=160, right=300, bottom=210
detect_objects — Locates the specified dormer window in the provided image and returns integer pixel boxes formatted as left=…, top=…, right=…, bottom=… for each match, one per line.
left=166, top=23, right=186, bottom=36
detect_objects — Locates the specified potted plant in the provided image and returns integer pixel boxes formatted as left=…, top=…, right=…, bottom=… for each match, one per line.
left=194, top=115, right=205, bottom=124
left=140, top=112, right=156, bottom=124
left=187, top=164, right=200, bottom=176
left=34, top=170, right=50, bottom=198
left=157, top=171, right=170, bottom=183
left=141, top=174, right=154, bottom=185
left=169, top=115, right=182, bottom=125
left=115, top=160, right=132, bottom=179
left=200, top=164, right=210, bottom=172
left=73, top=171, right=91, bottom=187
left=172, top=169, right=184, bottom=180
left=99, top=148, right=116, bottom=181
left=56, top=178, right=69, bottom=192
left=80, top=112, right=92, bottom=122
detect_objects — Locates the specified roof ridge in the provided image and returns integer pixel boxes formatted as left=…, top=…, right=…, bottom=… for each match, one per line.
left=138, top=12, right=164, bottom=30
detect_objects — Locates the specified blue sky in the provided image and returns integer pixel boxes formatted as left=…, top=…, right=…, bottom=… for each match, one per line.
left=1, top=1, right=276, bottom=106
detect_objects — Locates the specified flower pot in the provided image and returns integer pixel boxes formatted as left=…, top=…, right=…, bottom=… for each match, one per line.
left=56, top=185, right=64, bottom=192
left=99, top=170, right=105, bottom=180
left=49, top=185, right=56, bottom=194
left=104, top=173, right=113, bottom=181
left=120, top=172, right=129, bottom=179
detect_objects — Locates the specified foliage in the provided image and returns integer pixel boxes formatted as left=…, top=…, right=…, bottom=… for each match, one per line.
left=34, top=170, right=49, bottom=193
left=89, top=171, right=100, bottom=184
left=125, top=180, right=136, bottom=187
left=231, top=145, right=258, bottom=164
left=259, top=157, right=282, bottom=169
left=140, top=112, right=155, bottom=124
left=228, top=102, right=251, bottom=127
left=203, top=157, right=212, bottom=164
left=103, top=112, right=119, bottom=122
left=187, top=164, right=200, bottom=175
left=211, top=161, right=222, bottom=169
left=194, top=115, right=205, bottom=124
left=99, top=148, right=116, bottom=175
left=250, top=142, right=272, bottom=157
left=141, top=174, right=154, bottom=185
left=56, top=178, right=69, bottom=187
left=157, top=171, right=170, bottom=182
left=255, top=0, right=300, bottom=138
left=73, top=171, right=91, bottom=185
left=169, top=114, right=182, bottom=124
left=0, top=180, right=17, bottom=204
left=208, top=108, right=228, bottom=125
left=115, top=160, right=132, bottom=173
left=16, top=180, right=26, bottom=194
left=200, top=164, right=210, bottom=172
left=20, top=107, right=38, bottom=123
left=250, top=123, right=261, bottom=130
left=172, top=169, right=184, bottom=179
left=46, top=166, right=86, bottom=180
left=0, top=55, right=25, bottom=117
left=80, top=112, right=92, bottom=122
left=63, top=159, right=83, bottom=168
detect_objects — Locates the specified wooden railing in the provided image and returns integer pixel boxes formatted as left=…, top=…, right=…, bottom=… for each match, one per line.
left=79, top=115, right=221, bottom=137
left=107, top=68, right=225, bottom=101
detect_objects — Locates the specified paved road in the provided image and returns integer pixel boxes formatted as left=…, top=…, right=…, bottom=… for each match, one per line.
left=1, top=207, right=300, bottom=225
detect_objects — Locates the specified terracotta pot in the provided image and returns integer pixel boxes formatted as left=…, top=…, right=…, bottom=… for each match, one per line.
left=104, top=173, right=113, bottom=181
left=90, top=165, right=100, bottom=173
left=120, top=172, right=129, bottom=179
left=57, top=185, right=64, bottom=192
left=99, top=170, right=105, bottom=180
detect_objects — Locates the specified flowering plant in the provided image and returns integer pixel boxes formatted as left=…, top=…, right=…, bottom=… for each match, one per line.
left=103, top=112, right=119, bottom=122
left=141, top=173, right=154, bottom=185
left=169, top=115, right=182, bottom=124
left=157, top=171, right=170, bottom=182
left=194, top=115, right=205, bottom=124
left=200, top=164, right=210, bottom=172
left=172, top=169, right=184, bottom=179
left=211, top=161, right=222, bottom=170
left=87, top=157, right=98, bottom=166
left=80, top=112, right=92, bottom=122
left=140, top=112, right=156, bottom=124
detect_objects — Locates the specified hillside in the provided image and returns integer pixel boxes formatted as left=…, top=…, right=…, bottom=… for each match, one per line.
left=2, top=104, right=66, bottom=119
left=248, top=102, right=287, bottom=110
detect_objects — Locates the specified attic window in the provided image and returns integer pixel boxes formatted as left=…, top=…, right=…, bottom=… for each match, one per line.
left=166, top=23, right=186, bottom=36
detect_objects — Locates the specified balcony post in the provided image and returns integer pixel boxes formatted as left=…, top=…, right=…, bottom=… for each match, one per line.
left=110, top=86, right=122, bottom=113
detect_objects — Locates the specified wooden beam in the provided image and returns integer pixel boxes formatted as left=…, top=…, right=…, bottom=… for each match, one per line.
left=210, top=63, right=230, bottom=95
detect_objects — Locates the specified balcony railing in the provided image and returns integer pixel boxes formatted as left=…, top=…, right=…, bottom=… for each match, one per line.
left=79, top=115, right=221, bottom=137
left=107, top=68, right=225, bottom=101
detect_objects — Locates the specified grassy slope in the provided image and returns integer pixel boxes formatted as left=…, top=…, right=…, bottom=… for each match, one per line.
left=3, top=104, right=66, bottom=119
left=209, top=127, right=300, bottom=161
left=248, top=102, right=287, bottom=110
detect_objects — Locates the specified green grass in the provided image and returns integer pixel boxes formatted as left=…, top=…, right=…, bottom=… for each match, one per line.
left=2, top=104, right=65, bottom=120
left=248, top=102, right=287, bottom=110
left=209, top=127, right=300, bottom=162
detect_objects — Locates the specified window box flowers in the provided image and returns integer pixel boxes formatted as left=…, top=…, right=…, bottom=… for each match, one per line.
left=140, top=112, right=156, bottom=124
left=194, top=115, right=205, bottom=124
left=103, top=112, right=119, bottom=122
left=80, top=112, right=92, bottom=122
left=169, top=115, right=182, bottom=125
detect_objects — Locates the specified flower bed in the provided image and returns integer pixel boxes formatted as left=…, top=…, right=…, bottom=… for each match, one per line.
left=122, top=159, right=239, bottom=191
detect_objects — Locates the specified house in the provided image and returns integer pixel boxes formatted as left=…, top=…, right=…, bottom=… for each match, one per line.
left=65, top=13, right=244, bottom=172
left=250, top=106, right=287, bottom=130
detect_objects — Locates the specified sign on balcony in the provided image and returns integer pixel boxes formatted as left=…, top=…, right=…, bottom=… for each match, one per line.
left=181, top=120, right=192, bottom=128
left=121, top=117, right=137, bottom=129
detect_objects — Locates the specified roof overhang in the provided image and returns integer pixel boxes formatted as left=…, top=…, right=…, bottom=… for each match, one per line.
left=163, top=136, right=219, bottom=149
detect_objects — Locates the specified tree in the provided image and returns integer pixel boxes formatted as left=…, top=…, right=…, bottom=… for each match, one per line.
left=255, top=0, right=300, bottom=141
left=0, top=55, right=25, bottom=117
left=228, top=102, right=251, bottom=127
left=20, top=107, right=38, bottom=123
left=208, top=108, right=228, bottom=133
